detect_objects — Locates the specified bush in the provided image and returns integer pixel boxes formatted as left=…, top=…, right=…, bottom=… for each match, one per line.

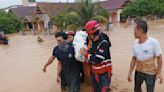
left=0, top=11, right=24, bottom=34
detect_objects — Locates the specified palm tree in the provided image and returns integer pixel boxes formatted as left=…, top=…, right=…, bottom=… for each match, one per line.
left=53, top=0, right=109, bottom=31
left=52, top=8, right=70, bottom=31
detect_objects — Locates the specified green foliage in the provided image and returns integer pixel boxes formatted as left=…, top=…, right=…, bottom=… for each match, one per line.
left=0, top=11, right=24, bottom=34
left=53, top=0, right=109, bottom=31
left=121, top=0, right=164, bottom=21
left=52, top=9, right=70, bottom=30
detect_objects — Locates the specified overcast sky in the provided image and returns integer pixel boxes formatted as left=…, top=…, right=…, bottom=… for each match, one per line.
left=0, top=0, right=105, bottom=9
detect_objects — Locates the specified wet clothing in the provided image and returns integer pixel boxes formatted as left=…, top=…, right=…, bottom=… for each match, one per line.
left=132, top=37, right=162, bottom=92
left=79, top=62, right=85, bottom=83
left=86, top=32, right=112, bottom=92
left=60, top=71, right=67, bottom=90
left=53, top=43, right=80, bottom=92
left=132, top=37, right=162, bottom=75
left=135, top=71, right=156, bottom=92
left=91, top=72, right=111, bottom=92
left=69, top=76, right=80, bottom=92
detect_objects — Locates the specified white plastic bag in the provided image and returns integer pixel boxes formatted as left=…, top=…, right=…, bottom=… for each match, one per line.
left=73, top=30, right=88, bottom=62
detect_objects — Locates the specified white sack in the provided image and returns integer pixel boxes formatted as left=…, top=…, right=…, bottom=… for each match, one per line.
left=73, top=31, right=88, bottom=62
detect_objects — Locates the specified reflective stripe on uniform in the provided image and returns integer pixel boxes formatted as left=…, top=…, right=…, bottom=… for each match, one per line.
left=95, top=54, right=105, bottom=60
left=101, top=59, right=111, bottom=63
left=97, top=40, right=108, bottom=49
left=92, top=63, right=112, bottom=69
left=88, top=54, right=92, bottom=61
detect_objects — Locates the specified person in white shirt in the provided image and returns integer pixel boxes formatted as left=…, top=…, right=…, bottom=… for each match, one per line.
left=127, top=20, right=163, bottom=92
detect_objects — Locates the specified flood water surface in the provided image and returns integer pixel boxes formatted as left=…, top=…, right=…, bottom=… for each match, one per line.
left=0, top=20, right=164, bottom=92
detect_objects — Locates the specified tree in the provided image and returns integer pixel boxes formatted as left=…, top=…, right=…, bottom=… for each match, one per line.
left=52, top=8, right=71, bottom=31
left=53, top=0, right=109, bottom=31
left=150, top=0, right=164, bottom=17
left=121, top=0, right=164, bottom=21
left=0, top=11, right=24, bottom=34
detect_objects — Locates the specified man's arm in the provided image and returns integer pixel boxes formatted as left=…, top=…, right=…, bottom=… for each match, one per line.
left=153, top=40, right=163, bottom=84
left=128, top=56, right=137, bottom=82
left=43, top=56, right=55, bottom=72
left=156, top=55, right=163, bottom=84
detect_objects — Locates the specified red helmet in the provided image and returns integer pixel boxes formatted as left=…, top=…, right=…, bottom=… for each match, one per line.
left=66, top=31, right=75, bottom=36
left=84, top=20, right=100, bottom=34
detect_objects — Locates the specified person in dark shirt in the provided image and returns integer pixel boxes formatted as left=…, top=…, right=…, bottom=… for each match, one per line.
left=67, top=31, right=85, bottom=83
left=43, top=32, right=80, bottom=92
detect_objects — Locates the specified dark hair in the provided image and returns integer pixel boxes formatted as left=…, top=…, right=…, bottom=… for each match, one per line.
left=136, top=20, right=148, bottom=34
left=134, top=16, right=141, bottom=23
left=55, top=32, right=67, bottom=40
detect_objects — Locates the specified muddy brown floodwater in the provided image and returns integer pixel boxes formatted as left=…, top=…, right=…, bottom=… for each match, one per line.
left=0, top=19, right=164, bottom=92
